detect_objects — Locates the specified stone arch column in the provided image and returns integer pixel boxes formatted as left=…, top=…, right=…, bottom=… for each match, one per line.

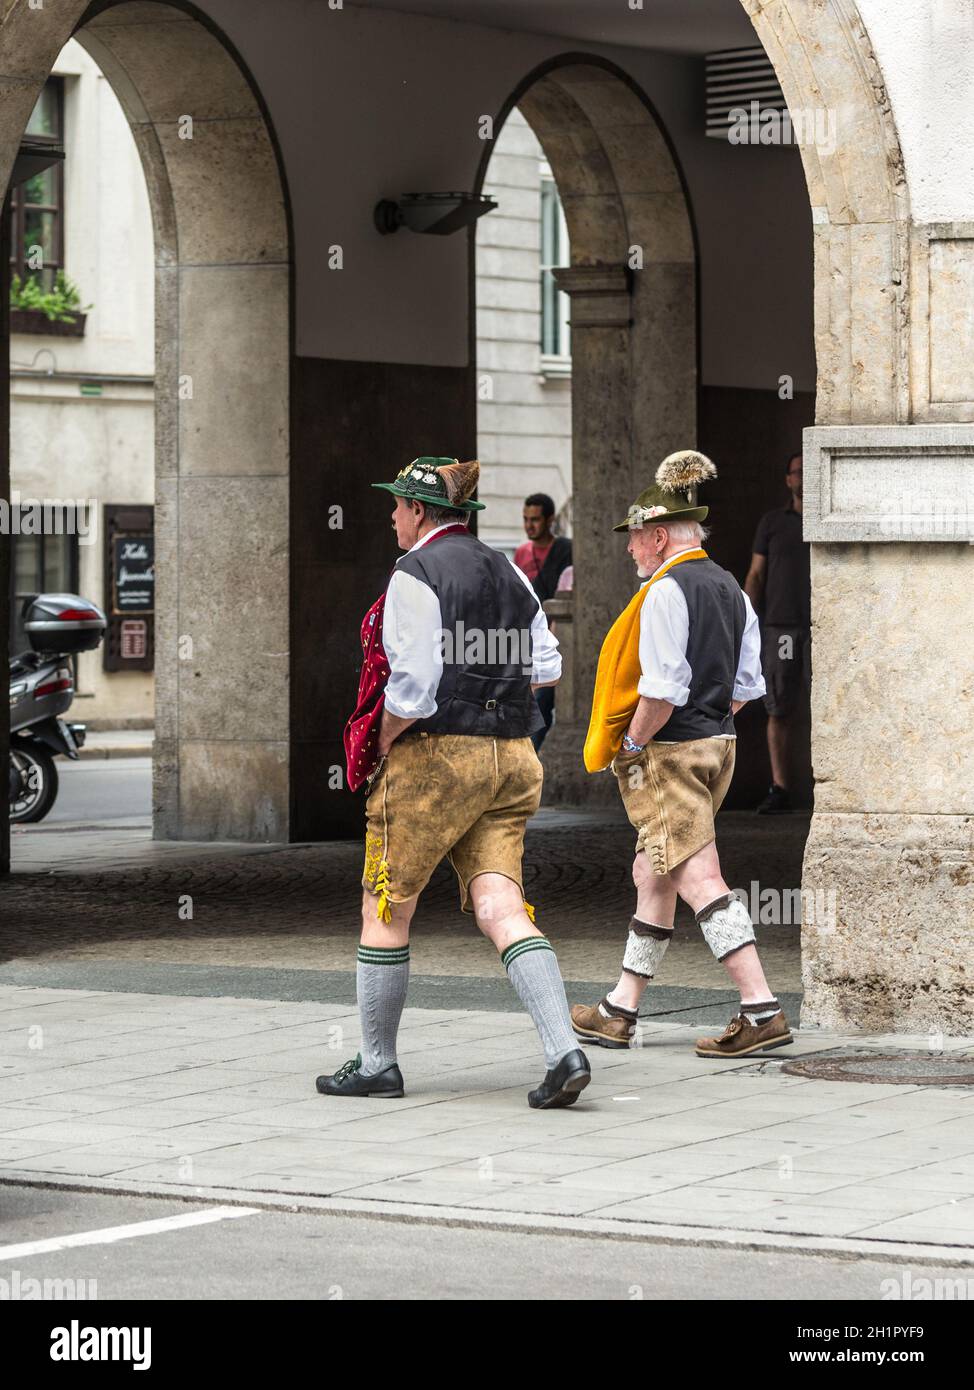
left=476, top=59, right=696, bottom=801
left=741, top=2, right=973, bottom=1032
left=0, top=0, right=291, bottom=848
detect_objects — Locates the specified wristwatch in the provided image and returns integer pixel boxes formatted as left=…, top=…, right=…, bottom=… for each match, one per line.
left=622, top=732, right=645, bottom=753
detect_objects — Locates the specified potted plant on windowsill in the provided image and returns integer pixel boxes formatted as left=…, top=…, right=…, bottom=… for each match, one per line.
left=10, top=270, right=91, bottom=337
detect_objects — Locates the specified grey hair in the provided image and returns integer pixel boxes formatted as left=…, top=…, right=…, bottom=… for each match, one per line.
left=662, top=519, right=709, bottom=544
left=420, top=501, right=471, bottom=526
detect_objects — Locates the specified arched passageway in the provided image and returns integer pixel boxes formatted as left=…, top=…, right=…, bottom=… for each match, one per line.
left=474, top=0, right=918, bottom=1029
left=474, top=57, right=696, bottom=799
left=0, top=0, right=291, bottom=847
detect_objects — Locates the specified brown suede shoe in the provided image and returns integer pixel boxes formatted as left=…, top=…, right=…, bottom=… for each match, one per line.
left=695, top=1009, right=793, bottom=1058
left=571, top=997, right=636, bottom=1050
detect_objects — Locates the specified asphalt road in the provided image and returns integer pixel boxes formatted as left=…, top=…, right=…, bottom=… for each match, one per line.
left=0, top=1182, right=966, bottom=1302
left=27, top=756, right=152, bottom=827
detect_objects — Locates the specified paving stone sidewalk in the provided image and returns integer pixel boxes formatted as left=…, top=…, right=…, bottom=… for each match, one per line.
left=1, top=984, right=973, bottom=1255
left=2, top=810, right=808, bottom=991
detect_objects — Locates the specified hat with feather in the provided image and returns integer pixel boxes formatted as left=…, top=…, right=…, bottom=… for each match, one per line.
left=372, top=456, right=485, bottom=512
left=612, top=450, right=716, bottom=531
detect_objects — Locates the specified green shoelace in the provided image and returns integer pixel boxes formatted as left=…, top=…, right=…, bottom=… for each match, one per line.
left=332, top=1053, right=363, bottom=1084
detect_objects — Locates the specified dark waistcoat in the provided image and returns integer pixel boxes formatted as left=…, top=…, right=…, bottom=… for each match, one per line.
left=396, top=531, right=544, bottom=738
left=655, top=557, right=746, bottom=743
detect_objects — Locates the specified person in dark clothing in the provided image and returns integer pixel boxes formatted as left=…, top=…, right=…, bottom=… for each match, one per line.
left=318, top=457, right=589, bottom=1110
left=515, top=493, right=573, bottom=603
left=571, top=450, right=790, bottom=1059
left=744, top=453, right=810, bottom=813
left=514, top=493, right=572, bottom=749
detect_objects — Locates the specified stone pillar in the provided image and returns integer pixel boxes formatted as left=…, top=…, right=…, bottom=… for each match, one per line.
left=539, top=254, right=697, bottom=803
left=75, top=7, right=292, bottom=844
left=801, top=425, right=974, bottom=1034
left=542, top=596, right=573, bottom=718
left=539, top=265, right=633, bottom=804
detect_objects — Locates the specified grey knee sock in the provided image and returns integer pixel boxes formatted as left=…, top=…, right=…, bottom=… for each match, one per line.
left=502, top=936, right=578, bottom=1069
left=356, top=944, right=410, bottom=1075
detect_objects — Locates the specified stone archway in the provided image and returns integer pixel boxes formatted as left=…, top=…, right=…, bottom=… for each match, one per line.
left=477, top=5, right=935, bottom=1032
left=736, top=5, right=974, bottom=1033
left=741, top=0, right=910, bottom=427
left=0, top=0, right=290, bottom=850
left=474, top=57, right=697, bottom=801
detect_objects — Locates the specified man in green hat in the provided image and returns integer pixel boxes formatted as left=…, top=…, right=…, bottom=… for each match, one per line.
left=316, top=456, right=592, bottom=1109
left=572, top=451, right=792, bottom=1059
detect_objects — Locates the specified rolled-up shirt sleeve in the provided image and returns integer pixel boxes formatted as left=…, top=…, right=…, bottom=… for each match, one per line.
left=382, top=569, right=443, bottom=719
left=638, top=578, right=691, bottom=705
left=733, top=591, right=767, bottom=702
left=509, top=559, right=562, bottom=684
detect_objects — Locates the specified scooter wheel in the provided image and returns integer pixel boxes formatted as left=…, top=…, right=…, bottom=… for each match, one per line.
left=9, top=744, right=59, bottom=823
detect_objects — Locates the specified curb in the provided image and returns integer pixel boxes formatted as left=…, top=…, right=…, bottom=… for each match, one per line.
left=2, top=1169, right=972, bottom=1269
left=75, top=744, right=153, bottom=761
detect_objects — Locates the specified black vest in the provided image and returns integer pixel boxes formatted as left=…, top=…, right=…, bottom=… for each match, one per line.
left=655, top=557, right=746, bottom=742
left=396, top=531, right=544, bottom=739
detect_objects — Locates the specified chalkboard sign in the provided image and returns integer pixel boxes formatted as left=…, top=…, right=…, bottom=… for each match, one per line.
left=104, top=504, right=154, bottom=672
left=113, top=536, right=154, bottom=614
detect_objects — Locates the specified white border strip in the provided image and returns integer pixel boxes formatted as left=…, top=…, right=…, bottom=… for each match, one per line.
left=0, top=1204, right=260, bottom=1261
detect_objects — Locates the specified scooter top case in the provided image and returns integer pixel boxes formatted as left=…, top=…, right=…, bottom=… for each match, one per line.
left=22, top=593, right=107, bottom=655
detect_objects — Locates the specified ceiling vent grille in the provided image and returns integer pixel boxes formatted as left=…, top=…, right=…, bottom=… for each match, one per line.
left=705, top=46, right=788, bottom=141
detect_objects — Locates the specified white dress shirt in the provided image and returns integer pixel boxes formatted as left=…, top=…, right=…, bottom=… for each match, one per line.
left=637, top=569, right=765, bottom=738
left=383, top=524, right=561, bottom=721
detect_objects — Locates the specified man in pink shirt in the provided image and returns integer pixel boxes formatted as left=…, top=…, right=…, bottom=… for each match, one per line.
left=514, top=493, right=572, bottom=750
left=514, top=493, right=571, bottom=595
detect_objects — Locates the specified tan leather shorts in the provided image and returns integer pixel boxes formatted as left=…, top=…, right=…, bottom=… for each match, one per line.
left=363, top=732, right=543, bottom=912
left=612, top=736, right=736, bottom=875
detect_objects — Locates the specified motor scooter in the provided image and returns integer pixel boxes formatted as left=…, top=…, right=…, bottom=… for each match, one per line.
left=8, top=594, right=107, bottom=823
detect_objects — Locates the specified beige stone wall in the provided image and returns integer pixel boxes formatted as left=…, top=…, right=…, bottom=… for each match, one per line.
left=803, top=810, right=974, bottom=1035
left=801, top=541, right=974, bottom=1032
left=10, top=38, right=155, bottom=725
left=10, top=380, right=154, bottom=725
left=811, top=544, right=974, bottom=811
left=476, top=107, right=572, bottom=554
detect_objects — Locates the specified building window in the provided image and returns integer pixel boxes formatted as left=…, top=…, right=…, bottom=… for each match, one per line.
left=9, top=78, right=64, bottom=292
left=8, top=507, right=79, bottom=656
left=540, top=176, right=571, bottom=365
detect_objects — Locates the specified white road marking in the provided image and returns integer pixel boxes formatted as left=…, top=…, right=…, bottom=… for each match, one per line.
left=0, top=1205, right=260, bottom=1261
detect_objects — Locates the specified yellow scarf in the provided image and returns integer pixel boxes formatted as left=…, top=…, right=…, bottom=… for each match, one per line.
left=582, top=548, right=707, bottom=772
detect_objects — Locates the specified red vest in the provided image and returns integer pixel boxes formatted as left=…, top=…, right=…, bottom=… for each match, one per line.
left=343, top=592, right=391, bottom=792
left=343, top=524, right=470, bottom=792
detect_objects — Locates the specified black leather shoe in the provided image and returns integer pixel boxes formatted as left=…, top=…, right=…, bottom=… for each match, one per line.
left=756, top=783, right=792, bottom=814
left=315, top=1052, right=405, bottom=1098
left=528, top=1048, right=591, bottom=1109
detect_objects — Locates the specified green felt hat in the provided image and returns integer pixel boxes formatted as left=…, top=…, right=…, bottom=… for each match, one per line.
left=372, top=457, right=485, bottom=512
left=613, top=450, right=716, bottom=531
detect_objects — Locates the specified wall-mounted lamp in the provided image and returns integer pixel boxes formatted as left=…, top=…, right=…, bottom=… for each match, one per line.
left=374, top=191, right=497, bottom=236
